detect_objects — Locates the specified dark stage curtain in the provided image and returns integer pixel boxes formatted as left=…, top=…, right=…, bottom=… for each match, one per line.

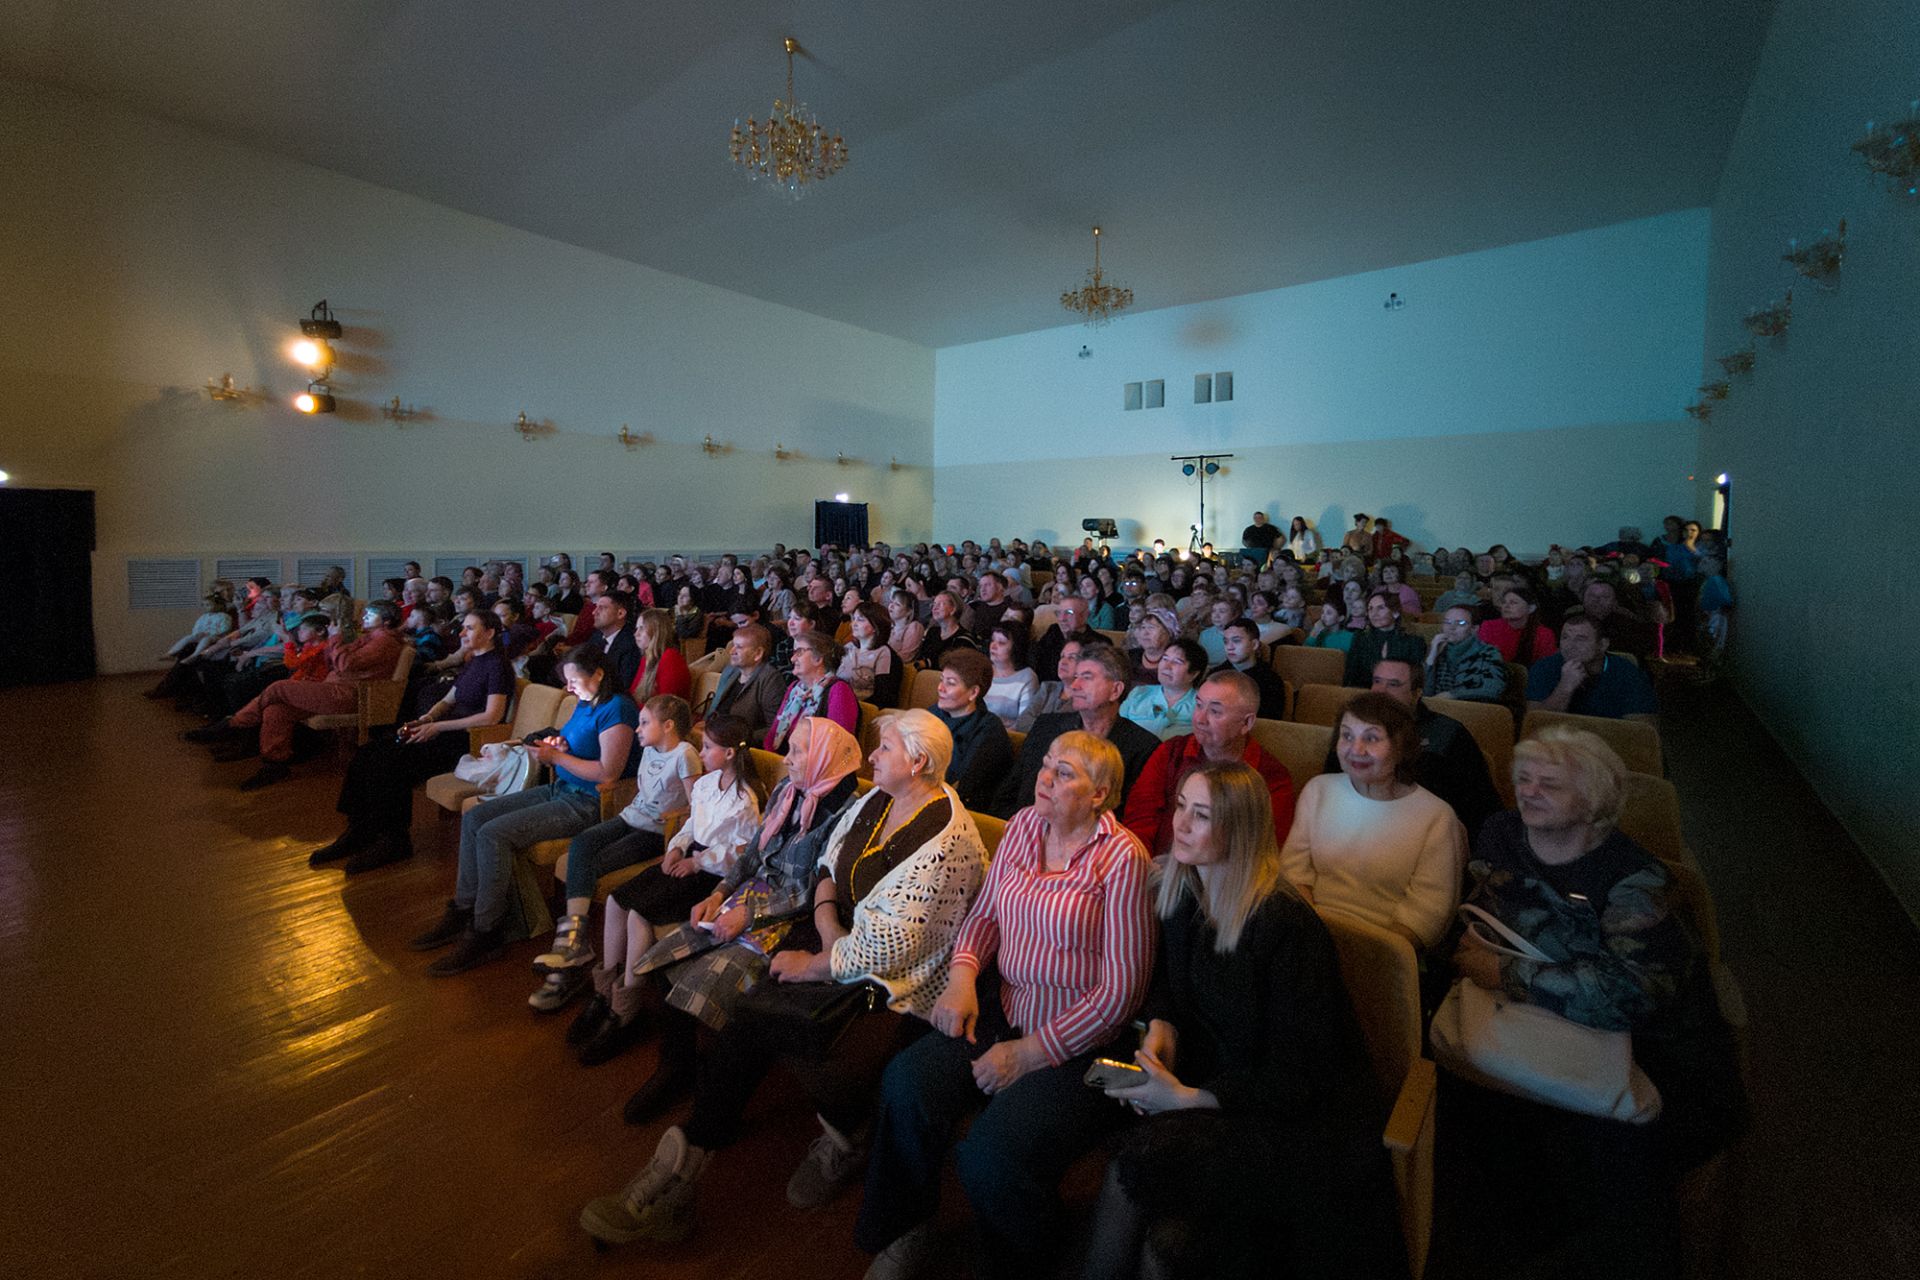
left=0, top=488, right=97, bottom=686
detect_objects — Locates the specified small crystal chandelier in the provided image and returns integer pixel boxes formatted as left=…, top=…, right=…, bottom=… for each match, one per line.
left=729, top=37, right=848, bottom=198
left=1061, top=226, right=1135, bottom=327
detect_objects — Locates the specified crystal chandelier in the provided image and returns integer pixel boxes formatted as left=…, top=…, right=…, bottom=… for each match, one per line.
left=1061, top=226, right=1134, bottom=327
left=729, top=37, right=848, bottom=198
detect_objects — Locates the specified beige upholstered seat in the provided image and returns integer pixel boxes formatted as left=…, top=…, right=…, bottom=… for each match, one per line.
left=1249, top=717, right=1333, bottom=801
left=1292, top=683, right=1363, bottom=728
left=307, top=644, right=416, bottom=745
left=1522, top=708, right=1663, bottom=777
left=1271, top=645, right=1346, bottom=691
left=1426, top=695, right=1518, bottom=808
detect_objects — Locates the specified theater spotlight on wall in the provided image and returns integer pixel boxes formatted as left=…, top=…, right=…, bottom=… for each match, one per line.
left=294, top=381, right=336, bottom=415
left=300, top=299, right=343, bottom=340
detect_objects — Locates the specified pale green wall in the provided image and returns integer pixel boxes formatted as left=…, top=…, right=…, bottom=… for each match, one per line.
left=933, top=212, right=1710, bottom=554
left=0, top=78, right=935, bottom=672
left=1700, top=0, right=1920, bottom=917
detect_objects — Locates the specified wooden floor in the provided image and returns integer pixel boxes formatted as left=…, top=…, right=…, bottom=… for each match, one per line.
left=2, top=675, right=1916, bottom=1278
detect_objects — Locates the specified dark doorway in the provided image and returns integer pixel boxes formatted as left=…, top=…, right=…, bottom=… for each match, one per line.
left=815, top=500, right=870, bottom=549
left=0, top=488, right=97, bottom=686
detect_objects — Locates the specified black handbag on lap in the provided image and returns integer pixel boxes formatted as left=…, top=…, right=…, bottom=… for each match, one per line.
left=729, top=977, right=882, bottom=1059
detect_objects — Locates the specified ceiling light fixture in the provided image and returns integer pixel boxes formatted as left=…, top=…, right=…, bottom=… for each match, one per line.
left=300, top=299, right=342, bottom=340
left=729, top=37, right=848, bottom=198
left=1061, top=227, right=1134, bottom=327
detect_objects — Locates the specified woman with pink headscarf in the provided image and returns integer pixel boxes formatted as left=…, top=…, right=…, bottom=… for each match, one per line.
left=590, top=718, right=865, bottom=1121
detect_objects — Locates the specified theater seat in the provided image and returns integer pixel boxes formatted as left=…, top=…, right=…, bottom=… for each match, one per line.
left=1318, top=909, right=1436, bottom=1278
left=906, top=668, right=941, bottom=712
left=1522, top=709, right=1663, bottom=777
left=422, top=683, right=568, bottom=814
left=970, top=811, right=1006, bottom=859
left=1271, top=645, right=1346, bottom=691
left=307, top=645, right=415, bottom=745
left=1250, top=717, right=1333, bottom=801
left=1617, top=773, right=1686, bottom=864
left=1425, top=695, right=1517, bottom=808
left=1293, top=683, right=1363, bottom=728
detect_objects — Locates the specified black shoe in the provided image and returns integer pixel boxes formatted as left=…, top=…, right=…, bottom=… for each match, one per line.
left=238, top=761, right=291, bottom=791
left=308, top=827, right=370, bottom=868
left=566, top=993, right=614, bottom=1046
left=343, top=833, right=412, bottom=875
left=578, top=1010, right=651, bottom=1068
left=212, top=735, right=261, bottom=763
left=183, top=719, right=237, bottom=743
left=408, top=901, right=471, bottom=951
left=427, top=927, right=507, bottom=977
left=621, top=1053, right=695, bottom=1123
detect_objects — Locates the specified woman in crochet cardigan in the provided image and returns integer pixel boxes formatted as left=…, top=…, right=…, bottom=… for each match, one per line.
left=580, top=710, right=989, bottom=1248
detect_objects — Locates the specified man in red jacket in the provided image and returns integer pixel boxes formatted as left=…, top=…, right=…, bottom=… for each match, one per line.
left=1122, top=669, right=1294, bottom=853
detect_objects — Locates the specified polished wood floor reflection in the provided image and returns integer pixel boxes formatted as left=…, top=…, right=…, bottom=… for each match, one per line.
left=4, top=676, right=1917, bottom=1278
left=0, top=677, right=867, bottom=1280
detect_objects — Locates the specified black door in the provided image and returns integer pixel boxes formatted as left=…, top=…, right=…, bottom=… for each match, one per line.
left=0, top=488, right=97, bottom=686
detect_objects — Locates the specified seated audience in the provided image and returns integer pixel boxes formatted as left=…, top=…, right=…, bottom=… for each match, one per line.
left=992, top=645, right=1160, bottom=818
left=1526, top=612, right=1660, bottom=723
left=146, top=592, right=236, bottom=699
left=930, top=649, right=1014, bottom=812
left=1031, top=594, right=1095, bottom=680
left=611, top=718, right=862, bottom=1117
left=705, top=623, right=786, bottom=745
left=840, top=601, right=902, bottom=707
left=1280, top=692, right=1466, bottom=948
left=186, top=602, right=404, bottom=790
left=580, top=711, right=989, bottom=1247
left=1014, top=636, right=1084, bottom=732
left=885, top=590, right=925, bottom=666
left=1124, top=669, right=1294, bottom=855
left=1434, top=727, right=1745, bottom=1280
left=1577, top=579, right=1657, bottom=660
left=1211, top=617, right=1289, bottom=720
left=1376, top=562, right=1421, bottom=616
left=766, top=631, right=859, bottom=751
left=1119, top=636, right=1204, bottom=741
left=1425, top=605, right=1509, bottom=702
left=528, top=693, right=701, bottom=1010
left=408, top=647, right=637, bottom=974
left=1343, top=589, right=1426, bottom=688
left=1088, top=760, right=1405, bottom=1280
left=983, top=621, right=1039, bottom=728
left=1478, top=585, right=1558, bottom=665
left=1125, top=608, right=1178, bottom=686
left=919, top=591, right=978, bottom=668
left=857, top=732, right=1151, bottom=1279
left=1306, top=601, right=1355, bottom=653
left=312, top=609, right=514, bottom=873
left=1334, top=658, right=1504, bottom=840
left=1434, top=572, right=1481, bottom=614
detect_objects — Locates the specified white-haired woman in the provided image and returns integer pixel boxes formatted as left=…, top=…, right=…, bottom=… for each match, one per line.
left=1435, top=727, right=1744, bottom=1279
left=1087, top=759, right=1404, bottom=1280
left=581, top=709, right=989, bottom=1247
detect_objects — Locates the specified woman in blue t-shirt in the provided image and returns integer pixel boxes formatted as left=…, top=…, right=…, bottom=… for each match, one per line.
left=413, top=647, right=637, bottom=975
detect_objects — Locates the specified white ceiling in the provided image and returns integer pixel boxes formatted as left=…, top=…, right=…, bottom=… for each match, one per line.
left=0, top=0, right=1773, bottom=348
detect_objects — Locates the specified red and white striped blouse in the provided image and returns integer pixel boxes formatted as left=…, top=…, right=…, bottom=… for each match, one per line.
left=950, top=806, right=1154, bottom=1066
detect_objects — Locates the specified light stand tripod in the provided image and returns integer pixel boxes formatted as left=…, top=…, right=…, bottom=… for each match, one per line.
left=1170, top=454, right=1234, bottom=553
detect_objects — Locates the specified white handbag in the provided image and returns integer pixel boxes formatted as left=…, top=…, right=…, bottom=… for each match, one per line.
left=452, top=741, right=534, bottom=797
left=1430, top=903, right=1663, bottom=1124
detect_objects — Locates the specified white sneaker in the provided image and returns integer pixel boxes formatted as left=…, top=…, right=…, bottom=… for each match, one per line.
left=579, top=1126, right=697, bottom=1245
left=864, top=1221, right=936, bottom=1280
left=786, top=1122, right=865, bottom=1209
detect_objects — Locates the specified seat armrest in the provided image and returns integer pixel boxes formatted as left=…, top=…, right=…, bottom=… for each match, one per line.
left=599, top=777, right=638, bottom=820
left=469, top=724, right=512, bottom=752
left=1383, top=1057, right=1437, bottom=1153
left=360, top=681, right=407, bottom=730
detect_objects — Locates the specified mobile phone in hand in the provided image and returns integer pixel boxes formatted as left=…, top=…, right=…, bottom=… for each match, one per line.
left=1083, top=1057, right=1147, bottom=1090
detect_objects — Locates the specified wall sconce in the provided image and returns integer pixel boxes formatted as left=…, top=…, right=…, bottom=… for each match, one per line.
left=836, top=450, right=853, bottom=466
left=889, top=455, right=903, bottom=471
left=1782, top=220, right=1846, bottom=287
left=294, top=381, right=336, bottom=415
left=1683, top=401, right=1714, bottom=423
left=774, top=442, right=792, bottom=460
left=206, top=373, right=251, bottom=403
left=382, top=396, right=420, bottom=424
left=617, top=425, right=653, bottom=449
left=702, top=434, right=720, bottom=456
left=1851, top=105, right=1920, bottom=198
left=1743, top=289, right=1792, bottom=339
left=514, top=411, right=552, bottom=441
left=1699, top=381, right=1730, bottom=402
left=1716, top=347, right=1756, bottom=378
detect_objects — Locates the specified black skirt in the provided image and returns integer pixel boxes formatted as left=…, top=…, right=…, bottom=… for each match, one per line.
left=609, top=863, right=722, bottom=922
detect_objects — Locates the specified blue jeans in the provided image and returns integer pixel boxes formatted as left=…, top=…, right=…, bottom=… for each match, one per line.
left=854, top=987, right=1123, bottom=1275
left=456, top=783, right=600, bottom=930
left=562, top=817, right=664, bottom=902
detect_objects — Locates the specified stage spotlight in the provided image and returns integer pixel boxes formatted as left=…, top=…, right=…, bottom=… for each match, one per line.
left=1182, top=462, right=1196, bottom=476
left=294, top=382, right=336, bottom=415
left=290, top=337, right=335, bottom=370
left=299, top=299, right=343, bottom=340
left=1205, top=461, right=1220, bottom=475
